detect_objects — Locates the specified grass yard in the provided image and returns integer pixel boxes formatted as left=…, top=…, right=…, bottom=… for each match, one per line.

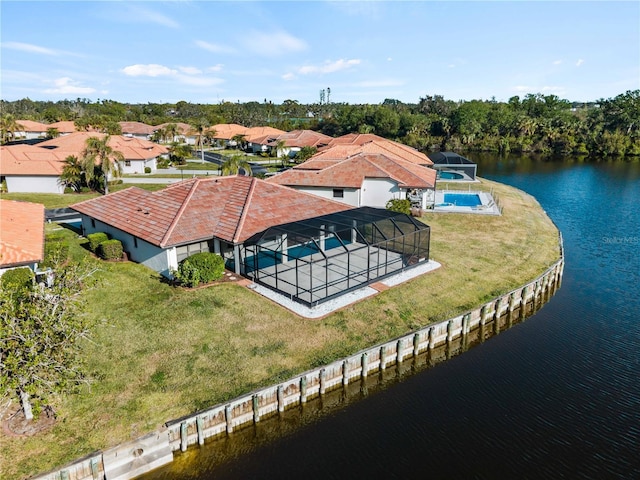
left=0, top=178, right=561, bottom=479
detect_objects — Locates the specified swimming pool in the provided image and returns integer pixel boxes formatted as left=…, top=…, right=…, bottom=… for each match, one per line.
left=443, top=193, right=482, bottom=207
left=439, top=171, right=464, bottom=180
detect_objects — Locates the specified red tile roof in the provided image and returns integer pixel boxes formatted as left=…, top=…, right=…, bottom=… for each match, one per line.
left=16, top=120, right=49, bottom=132
left=268, top=130, right=333, bottom=148
left=71, top=176, right=352, bottom=246
left=37, top=132, right=168, bottom=160
left=321, top=134, right=432, bottom=165
left=268, top=152, right=436, bottom=189
left=47, top=121, right=78, bottom=133
left=119, top=122, right=155, bottom=135
left=0, top=200, right=45, bottom=268
left=0, top=145, right=68, bottom=175
left=154, top=122, right=193, bottom=135
left=211, top=124, right=248, bottom=140
left=244, top=126, right=285, bottom=143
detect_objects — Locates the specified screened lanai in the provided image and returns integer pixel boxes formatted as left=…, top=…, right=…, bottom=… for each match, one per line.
left=240, top=207, right=430, bottom=307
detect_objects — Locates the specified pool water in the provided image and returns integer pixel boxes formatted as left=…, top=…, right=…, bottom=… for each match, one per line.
left=443, top=193, right=482, bottom=207
left=439, top=171, right=464, bottom=180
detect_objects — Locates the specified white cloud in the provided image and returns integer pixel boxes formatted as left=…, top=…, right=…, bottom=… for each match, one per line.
left=553, top=60, right=562, bottom=65
left=387, top=57, right=393, bottom=62
left=178, top=66, right=202, bottom=75
left=124, top=5, right=180, bottom=28
left=195, top=40, right=236, bottom=54
left=177, top=75, right=224, bottom=87
left=282, top=72, right=296, bottom=81
left=207, top=64, right=224, bottom=72
left=297, top=59, right=361, bottom=75
left=2, top=41, right=67, bottom=56
left=576, top=59, right=585, bottom=67
left=122, top=64, right=177, bottom=77
left=242, top=31, right=307, bottom=57
left=44, top=77, right=96, bottom=95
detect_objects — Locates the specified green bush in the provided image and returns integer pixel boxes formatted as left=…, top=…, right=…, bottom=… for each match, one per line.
left=42, top=240, right=70, bottom=268
left=144, top=166, right=152, bottom=174
left=173, top=252, right=224, bottom=287
left=1, top=267, right=34, bottom=292
left=98, top=239, right=123, bottom=260
left=87, top=232, right=109, bottom=253
left=386, top=198, right=411, bottom=215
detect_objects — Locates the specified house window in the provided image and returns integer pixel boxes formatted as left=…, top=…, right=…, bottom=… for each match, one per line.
left=176, top=240, right=212, bottom=263
left=91, top=218, right=96, bottom=228
left=125, top=160, right=131, bottom=167
left=333, top=189, right=344, bottom=198
left=133, top=237, right=138, bottom=248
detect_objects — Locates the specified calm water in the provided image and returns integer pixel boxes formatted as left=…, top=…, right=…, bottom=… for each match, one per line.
left=146, top=154, right=640, bottom=479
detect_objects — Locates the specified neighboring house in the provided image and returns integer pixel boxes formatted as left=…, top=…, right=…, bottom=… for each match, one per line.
left=38, top=132, right=168, bottom=174
left=428, top=151, right=478, bottom=181
left=0, top=145, right=68, bottom=193
left=47, top=121, right=77, bottom=136
left=14, top=120, right=49, bottom=140
left=155, top=122, right=194, bottom=144
left=70, top=175, right=352, bottom=278
left=211, top=123, right=249, bottom=148
left=267, top=130, right=333, bottom=158
left=0, top=199, right=45, bottom=275
left=119, top=122, right=155, bottom=140
left=243, top=126, right=286, bottom=153
left=268, top=147, right=437, bottom=209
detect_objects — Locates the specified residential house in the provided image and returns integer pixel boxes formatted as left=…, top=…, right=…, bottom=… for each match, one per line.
left=119, top=122, right=155, bottom=141
left=267, top=130, right=333, bottom=158
left=38, top=132, right=168, bottom=175
left=428, top=151, right=478, bottom=181
left=47, top=121, right=77, bottom=136
left=14, top=120, right=50, bottom=140
left=154, top=122, right=194, bottom=144
left=70, top=175, right=431, bottom=307
left=243, top=126, right=286, bottom=153
left=0, top=200, right=45, bottom=276
left=268, top=144, right=437, bottom=209
left=0, top=144, right=69, bottom=193
left=211, top=123, right=249, bottom=148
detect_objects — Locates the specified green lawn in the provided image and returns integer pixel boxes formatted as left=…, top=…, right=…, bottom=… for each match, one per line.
left=0, top=178, right=561, bottom=479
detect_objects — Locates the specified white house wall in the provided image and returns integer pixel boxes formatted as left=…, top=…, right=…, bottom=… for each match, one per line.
left=120, top=158, right=157, bottom=174
left=361, top=178, right=400, bottom=208
left=290, top=186, right=360, bottom=207
left=5, top=175, right=64, bottom=194
left=80, top=215, right=173, bottom=277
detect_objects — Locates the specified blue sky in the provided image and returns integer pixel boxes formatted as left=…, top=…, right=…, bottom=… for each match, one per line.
left=1, top=1, right=638, bottom=105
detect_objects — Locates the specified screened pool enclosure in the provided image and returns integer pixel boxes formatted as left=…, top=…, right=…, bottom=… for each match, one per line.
left=240, top=207, right=430, bottom=307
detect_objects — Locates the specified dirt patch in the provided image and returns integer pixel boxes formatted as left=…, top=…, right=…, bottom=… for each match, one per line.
left=2, top=405, right=56, bottom=437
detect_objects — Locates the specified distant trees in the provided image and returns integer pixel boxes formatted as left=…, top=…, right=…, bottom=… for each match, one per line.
left=2, top=90, right=638, bottom=157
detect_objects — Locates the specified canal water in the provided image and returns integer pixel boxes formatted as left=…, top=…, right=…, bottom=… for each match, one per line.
left=145, top=154, right=640, bottom=479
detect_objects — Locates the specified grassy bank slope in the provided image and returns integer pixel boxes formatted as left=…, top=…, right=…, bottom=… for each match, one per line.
left=1, top=178, right=560, bottom=478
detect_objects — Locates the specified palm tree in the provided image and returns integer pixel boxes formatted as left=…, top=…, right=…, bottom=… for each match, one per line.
left=0, top=113, right=21, bottom=144
left=46, top=127, right=60, bottom=139
left=190, top=118, right=210, bottom=163
left=169, top=142, right=193, bottom=165
left=231, top=134, right=247, bottom=151
left=220, top=154, right=252, bottom=176
left=81, top=136, right=124, bottom=195
left=164, top=123, right=179, bottom=143
left=60, top=155, right=84, bottom=192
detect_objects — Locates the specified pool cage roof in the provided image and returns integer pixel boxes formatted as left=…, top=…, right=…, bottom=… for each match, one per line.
left=241, top=207, right=431, bottom=307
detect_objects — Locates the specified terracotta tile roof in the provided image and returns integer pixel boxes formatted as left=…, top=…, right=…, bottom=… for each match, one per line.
left=119, top=122, right=155, bottom=135
left=0, top=200, right=45, bottom=268
left=37, top=132, right=168, bottom=160
left=71, top=176, right=352, bottom=246
left=154, top=122, right=193, bottom=135
left=321, top=134, right=432, bottom=166
left=211, top=124, right=249, bottom=140
left=0, top=145, right=68, bottom=175
left=268, top=152, right=436, bottom=189
left=244, top=126, right=285, bottom=143
left=268, top=130, right=333, bottom=148
left=16, top=120, right=49, bottom=132
left=47, top=121, right=78, bottom=133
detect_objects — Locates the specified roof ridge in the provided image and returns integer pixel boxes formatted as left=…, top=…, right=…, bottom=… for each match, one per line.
left=232, top=176, right=257, bottom=243
left=160, top=178, right=201, bottom=247
left=368, top=154, right=424, bottom=184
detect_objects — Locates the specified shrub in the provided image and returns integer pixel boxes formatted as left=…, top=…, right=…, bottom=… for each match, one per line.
left=98, top=239, right=123, bottom=260
left=144, top=166, right=152, bottom=174
left=87, top=232, right=109, bottom=253
left=386, top=198, right=411, bottom=215
left=174, top=252, right=225, bottom=287
left=1, top=267, right=34, bottom=292
left=43, top=240, right=70, bottom=268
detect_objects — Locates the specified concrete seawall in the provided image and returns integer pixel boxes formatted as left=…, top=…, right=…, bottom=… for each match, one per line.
left=33, top=247, right=564, bottom=480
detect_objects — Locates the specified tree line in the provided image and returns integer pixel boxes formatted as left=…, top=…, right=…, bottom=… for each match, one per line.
left=2, top=90, right=638, bottom=157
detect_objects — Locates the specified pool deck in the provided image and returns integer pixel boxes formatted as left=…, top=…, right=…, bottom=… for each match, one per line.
left=431, top=190, right=501, bottom=215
